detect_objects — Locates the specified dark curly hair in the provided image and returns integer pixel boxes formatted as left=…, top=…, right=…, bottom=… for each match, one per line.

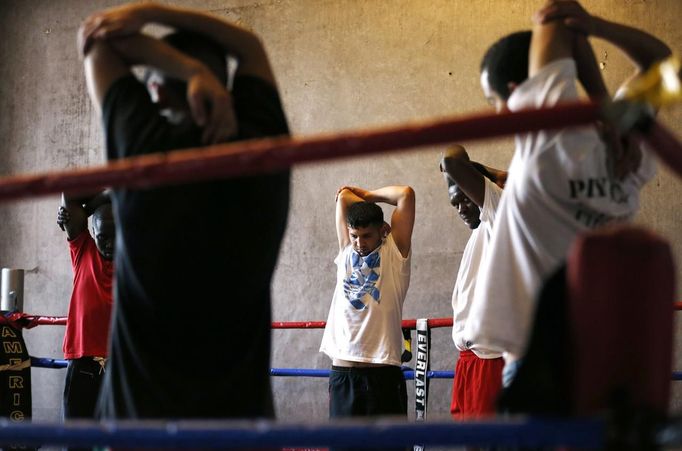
left=346, top=202, right=383, bottom=229
left=480, top=31, right=532, bottom=100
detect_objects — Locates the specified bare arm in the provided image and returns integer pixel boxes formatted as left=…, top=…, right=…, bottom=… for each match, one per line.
left=81, top=34, right=233, bottom=144
left=534, top=1, right=671, bottom=82
left=82, top=189, right=112, bottom=217
left=440, top=145, right=486, bottom=207
left=81, top=39, right=130, bottom=117
left=529, top=15, right=574, bottom=78
left=335, top=188, right=364, bottom=251
left=363, top=186, right=415, bottom=258
left=81, top=3, right=276, bottom=86
left=59, top=193, right=97, bottom=240
left=574, top=36, right=609, bottom=101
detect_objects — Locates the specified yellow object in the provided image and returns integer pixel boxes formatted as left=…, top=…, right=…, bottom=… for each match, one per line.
left=620, top=55, right=681, bottom=107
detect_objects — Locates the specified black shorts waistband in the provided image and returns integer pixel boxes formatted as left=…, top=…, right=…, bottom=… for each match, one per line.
left=331, top=365, right=401, bottom=374
left=70, top=356, right=106, bottom=362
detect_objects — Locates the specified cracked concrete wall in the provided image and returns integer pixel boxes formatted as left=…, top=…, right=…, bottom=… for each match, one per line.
left=0, top=0, right=681, bottom=427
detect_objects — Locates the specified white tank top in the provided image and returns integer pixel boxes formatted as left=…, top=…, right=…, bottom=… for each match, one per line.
left=320, top=234, right=411, bottom=366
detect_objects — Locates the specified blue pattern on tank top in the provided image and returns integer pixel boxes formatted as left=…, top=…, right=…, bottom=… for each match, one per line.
left=343, top=247, right=381, bottom=310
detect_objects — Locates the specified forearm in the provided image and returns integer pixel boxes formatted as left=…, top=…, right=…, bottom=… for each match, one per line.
left=574, top=36, right=609, bottom=101
left=62, top=192, right=94, bottom=210
left=83, top=190, right=111, bottom=217
left=591, top=17, right=671, bottom=72
left=365, top=186, right=413, bottom=206
left=60, top=193, right=87, bottom=240
left=530, top=20, right=574, bottom=77
left=147, top=4, right=264, bottom=62
left=107, top=34, right=206, bottom=82
left=338, top=188, right=364, bottom=206
left=335, top=189, right=364, bottom=249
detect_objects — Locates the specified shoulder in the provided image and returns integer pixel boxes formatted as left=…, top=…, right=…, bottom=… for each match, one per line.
left=68, top=230, right=96, bottom=265
left=508, top=58, right=577, bottom=112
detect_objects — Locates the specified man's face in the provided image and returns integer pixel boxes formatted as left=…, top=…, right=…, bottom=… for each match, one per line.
left=449, top=185, right=481, bottom=230
left=348, top=225, right=384, bottom=257
left=480, top=69, right=507, bottom=113
left=92, top=216, right=115, bottom=261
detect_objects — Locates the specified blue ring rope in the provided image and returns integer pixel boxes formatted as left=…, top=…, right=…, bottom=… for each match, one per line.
left=269, top=368, right=454, bottom=379
left=30, top=358, right=682, bottom=381
left=30, top=357, right=67, bottom=368
left=0, top=417, right=605, bottom=448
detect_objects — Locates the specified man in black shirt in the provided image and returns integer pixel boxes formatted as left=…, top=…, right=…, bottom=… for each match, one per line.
left=79, top=3, right=290, bottom=419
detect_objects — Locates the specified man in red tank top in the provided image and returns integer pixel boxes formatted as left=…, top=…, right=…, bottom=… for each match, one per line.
left=57, top=190, right=114, bottom=436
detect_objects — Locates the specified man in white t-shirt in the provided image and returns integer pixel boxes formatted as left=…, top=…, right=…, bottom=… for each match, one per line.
left=320, top=185, right=415, bottom=421
left=464, top=0, right=672, bottom=385
left=440, top=145, right=508, bottom=419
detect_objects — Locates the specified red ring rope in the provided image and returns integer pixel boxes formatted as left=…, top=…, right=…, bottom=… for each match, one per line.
left=7, top=302, right=682, bottom=330
left=0, top=102, right=604, bottom=202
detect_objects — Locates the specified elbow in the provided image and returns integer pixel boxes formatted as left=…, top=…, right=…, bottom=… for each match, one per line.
left=233, top=33, right=267, bottom=64
left=440, top=146, right=470, bottom=178
left=401, top=186, right=416, bottom=204
left=336, top=188, right=354, bottom=203
left=441, top=145, right=469, bottom=168
left=443, top=144, right=468, bottom=161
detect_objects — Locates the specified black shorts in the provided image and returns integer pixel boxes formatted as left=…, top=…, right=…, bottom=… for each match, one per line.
left=63, top=357, right=105, bottom=420
left=329, top=365, right=407, bottom=418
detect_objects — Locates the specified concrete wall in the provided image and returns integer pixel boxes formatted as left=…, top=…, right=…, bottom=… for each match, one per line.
left=0, top=0, right=681, bottom=426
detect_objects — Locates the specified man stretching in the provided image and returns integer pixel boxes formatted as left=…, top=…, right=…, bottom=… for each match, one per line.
left=57, top=191, right=114, bottom=437
left=464, top=0, right=671, bottom=386
left=440, top=145, right=507, bottom=419
left=321, top=185, right=415, bottom=420
left=79, top=3, right=290, bottom=418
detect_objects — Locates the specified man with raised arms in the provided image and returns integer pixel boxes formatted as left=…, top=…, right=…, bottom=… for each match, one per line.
left=321, top=185, right=415, bottom=421
left=79, top=3, right=290, bottom=418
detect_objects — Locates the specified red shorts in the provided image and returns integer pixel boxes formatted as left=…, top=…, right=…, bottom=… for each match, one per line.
left=450, top=350, right=504, bottom=419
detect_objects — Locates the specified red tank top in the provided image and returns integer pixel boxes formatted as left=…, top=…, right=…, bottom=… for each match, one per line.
left=62, top=231, right=113, bottom=359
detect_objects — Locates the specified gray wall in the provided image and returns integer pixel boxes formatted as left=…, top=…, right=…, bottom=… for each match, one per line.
left=0, top=0, right=681, bottom=424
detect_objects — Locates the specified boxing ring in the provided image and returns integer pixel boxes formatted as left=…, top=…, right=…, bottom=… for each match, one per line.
left=0, top=56, right=681, bottom=448
left=2, top=301, right=682, bottom=448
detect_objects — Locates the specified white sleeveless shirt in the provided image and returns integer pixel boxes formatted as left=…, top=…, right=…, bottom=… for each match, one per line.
left=320, top=234, right=411, bottom=366
left=465, top=59, right=656, bottom=363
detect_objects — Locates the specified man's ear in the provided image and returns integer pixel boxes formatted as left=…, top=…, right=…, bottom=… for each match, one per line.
left=381, top=222, right=391, bottom=238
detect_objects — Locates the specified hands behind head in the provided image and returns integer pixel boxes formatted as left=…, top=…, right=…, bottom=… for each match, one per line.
left=533, top=0, right=596, bottom=36
left=79, top=4, right=237, bottom=145
left=187, top=70, right=238, bottom=144
left=57, top=206, right=71, bottom=231
left=78, top=3, right=151, bottom=56
left=335, top=186, right=371, bottom=202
